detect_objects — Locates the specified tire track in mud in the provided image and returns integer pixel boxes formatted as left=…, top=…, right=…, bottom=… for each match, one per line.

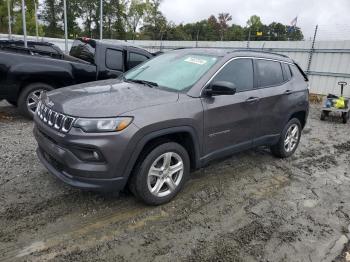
left=1, top=151, right=291, bottom=261
left=1, top=140, right=329, bottom=261
left=32, top=162, right=293, bottom=261
left=0, top=198, right=146, bottom=260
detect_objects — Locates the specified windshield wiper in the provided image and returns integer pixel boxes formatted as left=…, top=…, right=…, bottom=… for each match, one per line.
left=124, top=78, right=158, bottom=88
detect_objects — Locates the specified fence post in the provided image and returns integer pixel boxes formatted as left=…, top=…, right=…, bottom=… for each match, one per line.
left=21, top=0, right=27, bottom=47
left=100, top=0, right=103, bottom=40
left=160, top=31, right=164, bottom=51
left=247, top=28, right=251, bottom=48
left=7, top=0, right=12, bottom=40
left=34, top=0, right=39, bottom=41
left=306, top=25, right=318, bottom=75
left=63, top=0, right=68, bottom=53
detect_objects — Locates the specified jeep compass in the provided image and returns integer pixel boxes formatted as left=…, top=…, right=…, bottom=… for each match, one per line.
left=33, top=49, right=309, bottom=205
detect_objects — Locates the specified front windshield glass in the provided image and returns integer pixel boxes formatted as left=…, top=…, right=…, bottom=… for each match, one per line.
left=124, top=52, right=219, bottom=91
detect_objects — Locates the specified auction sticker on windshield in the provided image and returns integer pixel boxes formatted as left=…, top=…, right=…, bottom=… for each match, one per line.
left=184, top=57, right=208, bottom=65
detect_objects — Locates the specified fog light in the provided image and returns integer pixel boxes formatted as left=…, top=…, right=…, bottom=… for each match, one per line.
left=70, top=147, right=105, bottom=162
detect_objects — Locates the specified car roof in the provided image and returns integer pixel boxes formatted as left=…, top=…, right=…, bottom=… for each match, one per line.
left=0, top=39, right=57, bottom=47
left=78, top=38, right=152, bottom=54
left=171, top=48, right=294, bottom=63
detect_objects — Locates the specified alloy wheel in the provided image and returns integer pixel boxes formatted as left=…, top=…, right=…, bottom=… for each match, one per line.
left=147, top=152, right=184, bottom=198
left=284, top=124, right=299, bottom=152
left=26, top=89, right=44, bottom=115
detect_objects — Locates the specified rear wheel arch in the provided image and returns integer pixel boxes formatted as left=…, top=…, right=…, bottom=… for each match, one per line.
left=288, top=110, right=307, bottom=129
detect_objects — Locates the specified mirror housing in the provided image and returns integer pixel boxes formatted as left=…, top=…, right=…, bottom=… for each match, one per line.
left=204, top=81, right=237, bottom=97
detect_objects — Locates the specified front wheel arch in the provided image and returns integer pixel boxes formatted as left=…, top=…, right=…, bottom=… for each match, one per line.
left=123, top=126, right=201, bottom=183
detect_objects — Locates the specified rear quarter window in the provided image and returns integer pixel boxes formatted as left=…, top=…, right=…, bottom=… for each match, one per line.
left=290, top=64, right=308, bottom=82
left=282, top=63, right=292, bottom=81
left=256, top=60, right=284, bottom=87
left=69, top=40, right=95, bottom=63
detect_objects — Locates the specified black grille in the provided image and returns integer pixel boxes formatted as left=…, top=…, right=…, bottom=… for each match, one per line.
left=36, top=101, right=75, bottom=133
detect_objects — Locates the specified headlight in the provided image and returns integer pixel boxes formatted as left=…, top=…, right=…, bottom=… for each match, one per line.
left=73, top=117, right=133, bottom=133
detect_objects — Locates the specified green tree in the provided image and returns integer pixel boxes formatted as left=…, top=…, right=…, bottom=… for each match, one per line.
left=80, top=1, right=98, bottom=38
left=218, top=13, right=232, bottom=41
left=127, top=0, right=148, bottom=39
left=227, top=24, right=245, bottom=41
left=64, top=0, right=82, bottom=38
left=0, top=0, right=10, bottom=34
left=113, top=0, right=127, bottom=40
left=246, top=15, right=262, bottom=40
left=42, top=0, right=63, bottom=37
left=141, top=0, right=167, bottom=40
left=206, top=15, right=220, bottom=40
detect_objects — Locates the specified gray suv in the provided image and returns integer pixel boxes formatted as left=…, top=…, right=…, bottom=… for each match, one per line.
left=33, top=49, right=309, bottom=205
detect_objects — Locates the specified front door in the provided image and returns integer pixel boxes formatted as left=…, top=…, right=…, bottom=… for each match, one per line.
left=201, top=58, right=261, bottom=160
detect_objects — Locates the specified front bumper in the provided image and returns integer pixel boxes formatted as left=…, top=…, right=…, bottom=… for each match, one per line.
left=37, top=147, right=126, bottom=191
left=33, top=114, right=140, bottom=191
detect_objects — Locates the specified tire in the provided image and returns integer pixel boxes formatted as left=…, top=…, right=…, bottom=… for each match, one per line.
left=320, top=111, right=326, bottom=121
left=6, top=99, right=17, bottom=106
left=342, top=112, right=348, bottom=124
left=129, top=142, right=190, bottom=205
left=18, top=83, right=54, bottom=119
left=271, top=118, right=302, bottom=158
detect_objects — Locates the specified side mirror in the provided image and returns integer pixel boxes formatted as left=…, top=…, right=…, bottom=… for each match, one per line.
left=204, top=81, right=237, bottom=97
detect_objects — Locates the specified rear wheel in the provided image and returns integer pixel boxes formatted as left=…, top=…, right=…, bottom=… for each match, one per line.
left=271, top=118, right=302, bottom=158
left=342, top=112, right=349, bottom=124
left=129, top=142, right=190, bottom=205
left=320, top=110, right=327, bottom=121
left=18, top=83, right=54, bottom=119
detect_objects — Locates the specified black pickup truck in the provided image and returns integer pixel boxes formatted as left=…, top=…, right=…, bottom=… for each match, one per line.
left=0, top=38, right=154, bottom=118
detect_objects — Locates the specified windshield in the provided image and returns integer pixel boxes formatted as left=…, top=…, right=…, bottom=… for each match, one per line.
left=124, top=52, right=218, bottom=92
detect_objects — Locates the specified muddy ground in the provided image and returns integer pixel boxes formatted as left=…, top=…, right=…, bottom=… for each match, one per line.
left=0, top=100, right=349, bottom=262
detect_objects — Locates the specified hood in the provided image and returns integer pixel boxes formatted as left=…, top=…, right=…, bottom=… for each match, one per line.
left=43, top=79, right=179, bottom=118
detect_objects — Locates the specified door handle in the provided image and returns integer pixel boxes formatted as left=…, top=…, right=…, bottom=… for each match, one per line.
left=284, top=90, right=293, bottom=95
left=245, top=97, right=260, bottom=103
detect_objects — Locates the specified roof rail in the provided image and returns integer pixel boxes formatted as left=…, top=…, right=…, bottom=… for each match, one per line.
left=170, top=46, right=290, bottom=58
left=231, top=48, right=290, bottom=58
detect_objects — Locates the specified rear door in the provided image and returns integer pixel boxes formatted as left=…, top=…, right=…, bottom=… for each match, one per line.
left=202, top=58, right=261, bottom=159
left=253, top=59, right=294, bottom=145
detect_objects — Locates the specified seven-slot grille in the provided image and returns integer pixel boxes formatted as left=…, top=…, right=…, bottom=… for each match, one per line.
left=36, top=101, right=75, bottom=133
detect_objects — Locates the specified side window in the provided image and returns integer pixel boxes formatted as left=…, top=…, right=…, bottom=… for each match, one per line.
left=212, top=58, right=254, bottom=92
left=106, top=49, right=123, bottom=71
left=256, top=60, right=284, bottom=87
left=282, top=63, right=292, bottom=81
left=290, top=64, right=307, bottom=81
left=128, top=52, right=149, bottom=69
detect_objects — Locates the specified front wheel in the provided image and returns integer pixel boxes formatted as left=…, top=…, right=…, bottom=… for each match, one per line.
left=129, top=142, right=190, bottom=205
left=6, top=99, right=17, bottom=106
left=18, top=83, right=54, bottom=119
left=271, top=118, right=302, bottom=158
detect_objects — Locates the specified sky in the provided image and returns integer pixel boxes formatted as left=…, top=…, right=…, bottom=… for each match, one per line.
left=160, top=0, right=350, bottom=40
